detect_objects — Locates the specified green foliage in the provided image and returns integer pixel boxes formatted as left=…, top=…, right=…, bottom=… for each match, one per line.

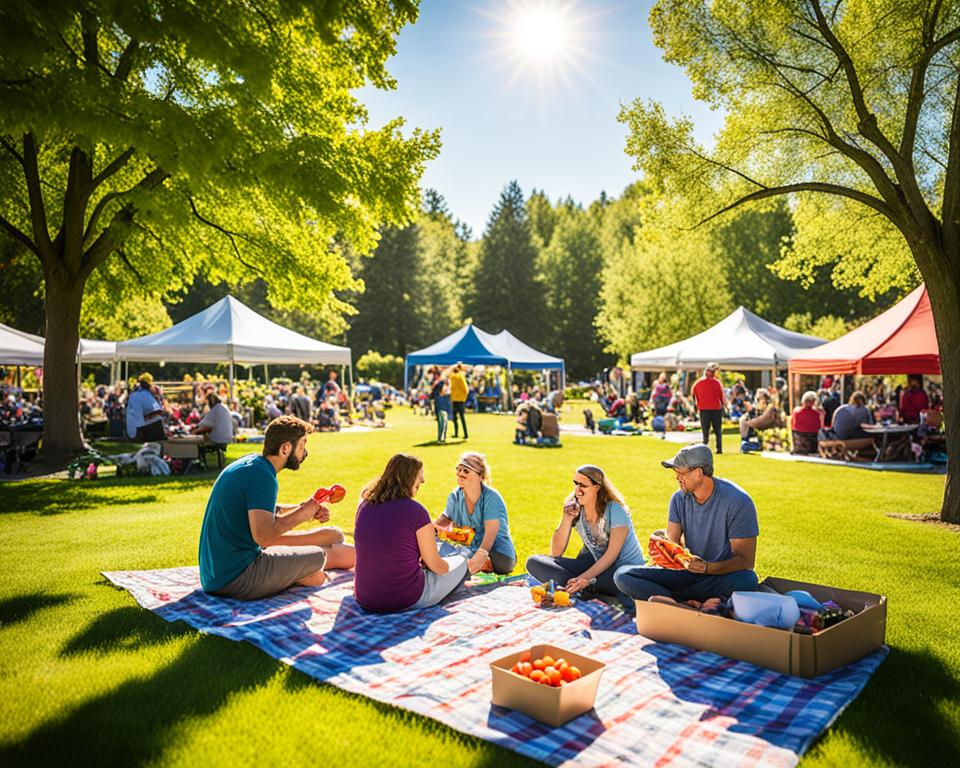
left=783, top=313, right=854, bottom=341
left=356, top=350, right=404, bottom=387
left=539, top=205, right=612, bottom=377
left=466, top=181, right=545, bottom=346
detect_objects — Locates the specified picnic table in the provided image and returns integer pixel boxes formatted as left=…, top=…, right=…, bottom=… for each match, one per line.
left=860, top=422, right=917, bottom=462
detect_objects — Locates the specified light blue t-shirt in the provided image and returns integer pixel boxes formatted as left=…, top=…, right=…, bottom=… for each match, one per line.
left=668, top=477, right=759, bottom=563
left=444, top=485, right=516, bottom=559
left=198, top=453, right=278, bottom=592
left=125, top=387, right=162, bottom=438
left=574, top=501, right=646, bottom=569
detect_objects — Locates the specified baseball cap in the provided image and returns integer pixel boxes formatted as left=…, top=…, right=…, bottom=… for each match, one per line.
left=661, top=444, right=713, bottom=474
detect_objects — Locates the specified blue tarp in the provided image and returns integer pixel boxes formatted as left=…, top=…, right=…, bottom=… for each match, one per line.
left=404, top=325, right=564, bottom=389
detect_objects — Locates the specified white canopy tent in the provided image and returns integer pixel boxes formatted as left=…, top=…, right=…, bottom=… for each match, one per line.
left=0, top=322, right=117, bottom=365
left=116, top=296, right=352, bottom=396
left=630, top=307, right=826, bottom=376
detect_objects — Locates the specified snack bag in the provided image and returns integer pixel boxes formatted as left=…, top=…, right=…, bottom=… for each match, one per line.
left=437, top=524, right=475, bottom=546
left=648, top=529, right=693, bottom=569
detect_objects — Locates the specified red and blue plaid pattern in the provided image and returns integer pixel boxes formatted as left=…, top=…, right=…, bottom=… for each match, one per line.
left=103, top=567, right=885, bottom=768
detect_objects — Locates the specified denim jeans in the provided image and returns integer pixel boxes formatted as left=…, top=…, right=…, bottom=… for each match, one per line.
left=526, top=548, right=633, bottom=608
left=613, top=565, right=758, bottom=603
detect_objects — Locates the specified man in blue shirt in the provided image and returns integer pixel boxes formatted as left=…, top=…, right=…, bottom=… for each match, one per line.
left=126, top=377, right=165, bottom=440
left=198, top=415, right=355, bottom=600
left=614, top=444, right=759, bottom=603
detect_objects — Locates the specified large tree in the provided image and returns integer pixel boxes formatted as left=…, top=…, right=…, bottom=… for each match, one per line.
left=467, top=180, right=545, bottom=345
left=622, top=0, right=960, bottom=522
left=0, top=1, right=438, bottom=462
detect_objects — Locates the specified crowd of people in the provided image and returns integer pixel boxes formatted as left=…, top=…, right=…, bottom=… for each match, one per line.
left=198, top=415, right=759, bottom=618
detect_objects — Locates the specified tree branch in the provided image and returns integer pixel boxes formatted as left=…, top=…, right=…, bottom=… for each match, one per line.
left=697, top=182, right=895, bottom=227
left=21, top=133, right=54, bottom=260
left=117, top=247, right=144, bottom=284
left=91, top=147, right=135, bottom=189
left=187, top=197, right=264, bottom=274
left=0, top=213, right=39, bottom=256
left=941, top=75, right=960, bottom=234
left=901, top=1, right=949, bottom=160
left=79, top=10, right=100, bottom=73
left=114, top=39, right=140, bottom=81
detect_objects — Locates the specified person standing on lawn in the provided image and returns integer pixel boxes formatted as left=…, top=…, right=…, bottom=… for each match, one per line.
left=448, top=363, right=469, bottom=439
left=613, top=444, right=758, bottom=605
left=435, top=452, right=516, bottom=575
left=692, top=362, right=725, bottom=454
left=198, top=415, right=355, bottom=600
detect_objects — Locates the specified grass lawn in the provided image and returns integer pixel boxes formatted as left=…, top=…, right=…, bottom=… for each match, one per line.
left=1, top=406, right=957, bottom=766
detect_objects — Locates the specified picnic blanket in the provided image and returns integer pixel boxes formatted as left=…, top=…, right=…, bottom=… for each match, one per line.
left=104, top=567, right=886, bottom=768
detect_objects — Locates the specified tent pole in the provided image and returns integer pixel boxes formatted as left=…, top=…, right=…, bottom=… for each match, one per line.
left=16, top=366, right=21, bottom=392
left=403, top=361, right=408, bottom=393
left=229, top=362, right=235, bottom=402
left=123, top=360, right=128, bottom=385
left=507, top=362, right=513, bottom=411
left=264, top=364, right=268, bottom=385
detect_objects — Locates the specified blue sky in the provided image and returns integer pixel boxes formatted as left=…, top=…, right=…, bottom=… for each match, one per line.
left=357, top=0, right=724, bottom=236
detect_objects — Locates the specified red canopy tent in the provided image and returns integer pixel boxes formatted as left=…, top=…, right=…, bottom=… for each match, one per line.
left=787, top=285, right=940, bottom=410
left=789, top=285, right=940, bottom=376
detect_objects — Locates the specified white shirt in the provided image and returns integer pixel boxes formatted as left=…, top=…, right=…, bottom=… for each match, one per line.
left=197, top=402, right=234, bottom=444
left=126, top=388, right=162, bottom=438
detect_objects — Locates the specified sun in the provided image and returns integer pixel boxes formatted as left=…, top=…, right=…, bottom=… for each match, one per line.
left=510, top=6, right=572, bottom=63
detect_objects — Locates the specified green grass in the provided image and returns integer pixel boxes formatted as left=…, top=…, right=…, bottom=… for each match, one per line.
left=1, top=407, right=957, bottom=766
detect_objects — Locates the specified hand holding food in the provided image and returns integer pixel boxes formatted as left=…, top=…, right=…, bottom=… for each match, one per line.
left=648, top=529, right=694, bottom=569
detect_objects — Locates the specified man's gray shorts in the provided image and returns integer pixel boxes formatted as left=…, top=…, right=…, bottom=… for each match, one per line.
left=214, top=546, right=327, bottom=601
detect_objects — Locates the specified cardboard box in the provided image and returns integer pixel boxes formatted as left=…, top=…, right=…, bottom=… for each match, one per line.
left=633, top=576, right=886, bottom=678
left=490, top=644, right=605, bottom=726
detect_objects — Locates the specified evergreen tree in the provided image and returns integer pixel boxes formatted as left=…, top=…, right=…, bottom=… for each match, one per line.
left=527, top=189, right=557, bottom=250
left=467, top=181, right=544, bottom=345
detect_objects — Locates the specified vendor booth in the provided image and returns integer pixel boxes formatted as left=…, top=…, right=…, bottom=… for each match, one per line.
left=116, top=296, right=353, bottom=398
left=404, top=324, right=565, bottom=406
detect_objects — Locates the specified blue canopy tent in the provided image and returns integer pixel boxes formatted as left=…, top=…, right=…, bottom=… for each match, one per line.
left=404, top=324, right=565, bottom=399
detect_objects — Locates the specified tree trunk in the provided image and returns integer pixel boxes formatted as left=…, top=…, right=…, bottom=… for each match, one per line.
left=924, top=267, right=960, bottom=523
left=40, top=273, right=85, bottom=464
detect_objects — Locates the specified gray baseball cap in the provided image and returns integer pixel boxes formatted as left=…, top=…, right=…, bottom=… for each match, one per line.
left=661, top=444, right=714, bottom=474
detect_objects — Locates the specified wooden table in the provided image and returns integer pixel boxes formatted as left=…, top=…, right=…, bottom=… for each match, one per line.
left=162, top=436, right=225, bottom=470
left=860, top=423, right=917, bottom=462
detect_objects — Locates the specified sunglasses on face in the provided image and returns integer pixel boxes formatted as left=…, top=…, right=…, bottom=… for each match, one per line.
left=572, top=479, right=593, bottom=489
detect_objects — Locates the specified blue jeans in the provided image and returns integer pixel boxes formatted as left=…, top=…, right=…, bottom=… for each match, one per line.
left=613, top=565, right=758, bottom=602
left=526, top=548, right=633, bottom=609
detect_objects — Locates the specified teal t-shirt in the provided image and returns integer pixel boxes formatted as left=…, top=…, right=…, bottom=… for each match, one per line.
left=198, top=453, right=278, bottom=592
left=443, top=485, right=516, bottom=559
left=574, top=501, right=646, bottom=570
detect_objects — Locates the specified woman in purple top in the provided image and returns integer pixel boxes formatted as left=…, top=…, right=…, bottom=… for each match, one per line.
left=354, top=453, right=471, bottom=612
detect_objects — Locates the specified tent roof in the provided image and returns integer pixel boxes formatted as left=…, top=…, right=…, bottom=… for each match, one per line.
left=0, top=323, right=115, bottom=365
left=405, top=324, right=564, bottom=370
left=789, top=285, right=939, bottom=375
left=0, top=323, right=44, bottom=366
left=116, top=296, right=351, bottom=365
left=631, top=307, right=825, bottom=370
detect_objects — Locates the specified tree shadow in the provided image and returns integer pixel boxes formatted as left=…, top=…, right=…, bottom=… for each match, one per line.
left=821, top=645, right=960, bottom=764
left=2, top=475, right=214, bottom=516
left=0, top=608, right=277, bottom=765
left=0, top=592, right=79, bottom=628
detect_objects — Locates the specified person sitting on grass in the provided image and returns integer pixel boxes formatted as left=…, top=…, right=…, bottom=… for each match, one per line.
left=354, top=453, right=481, bottom=613
left=613, top=445, right=758, bottom=606
left=526, top=464, right=646, bottom=611
left=198, top=415, right=356, bottom=601
left=435, top=452, right=517, bottom=575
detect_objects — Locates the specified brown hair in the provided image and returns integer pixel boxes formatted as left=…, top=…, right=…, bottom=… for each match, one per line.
left=849, top=390, right=867, bottom=406
left=262, top=415, right=313, bottom=456
left=362, top=453, right=423, bottom=504
left=571, top=465, right=628, bottom=517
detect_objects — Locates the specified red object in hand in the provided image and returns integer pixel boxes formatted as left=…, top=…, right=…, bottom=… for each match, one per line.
left=648, top=530, right=693, bottom=569
left=313, top=484, right=346, bottom=504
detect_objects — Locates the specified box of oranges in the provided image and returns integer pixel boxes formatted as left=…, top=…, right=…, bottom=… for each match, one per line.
left=489, top=644, right=605, bottom=726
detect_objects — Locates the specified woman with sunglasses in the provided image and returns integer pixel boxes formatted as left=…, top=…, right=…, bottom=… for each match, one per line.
left=435, top=452, right=516, bottom=574
left=525, top=464, right=645, bottom=609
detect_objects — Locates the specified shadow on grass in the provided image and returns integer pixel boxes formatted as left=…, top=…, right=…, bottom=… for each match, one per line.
left=0, top=607, right=278, bottom=765
left=826, top=645, right=960, bottom=764
left=1, top=475, right=214, bottom=516
left=0, top=592, right=79, bottom=628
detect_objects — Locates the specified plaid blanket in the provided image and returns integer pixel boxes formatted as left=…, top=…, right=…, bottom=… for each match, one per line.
left=104, top=567, right=885, bottom=768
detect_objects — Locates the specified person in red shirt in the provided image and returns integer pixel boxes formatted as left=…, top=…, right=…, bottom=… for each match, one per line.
left=790, top=391, right=824, bottom=454
left=899, top=375, right=929, bottom=423
left=692, top=362, right=725, bottom=454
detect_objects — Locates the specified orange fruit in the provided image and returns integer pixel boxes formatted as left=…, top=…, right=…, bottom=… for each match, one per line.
left=538, top=674, right=553, bottom=685
left=562, top=665, right=582, bottom=682
left=541, top=655, right=556, bottom=668
left=554, top=658, right=568, bottom=670
left=532, top=659, right=546, bottom=671
left=519, top=650, right=532, bottom=663
left=529, top=669, right=546, bottom=683
left=546, top=667, right=562, bottom=685
left=518, top=662, right=533, bottom=677
left=511, top=663, right=521, bottom=674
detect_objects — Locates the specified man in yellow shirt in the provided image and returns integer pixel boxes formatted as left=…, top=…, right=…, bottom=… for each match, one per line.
left=448, top=363, right=469, bottom=440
